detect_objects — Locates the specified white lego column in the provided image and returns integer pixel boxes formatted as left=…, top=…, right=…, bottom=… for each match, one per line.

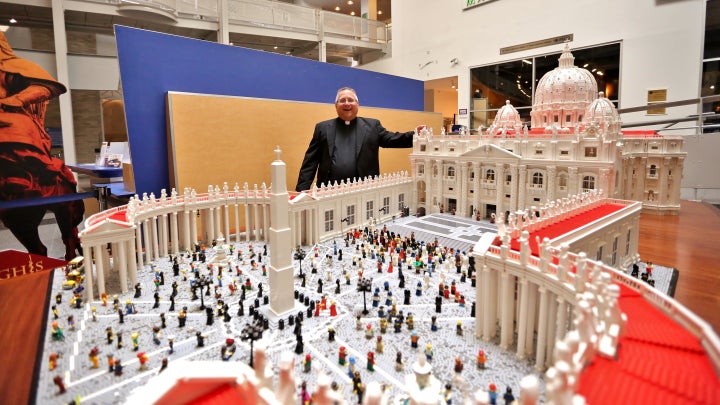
left=126, top=238, right=138, bottom=287
left=244, top=203, right=251, bottom=242
left=150, top=217, right=160, bottom=261
left=135, top=224, right=144, bottom=268
left=223, top=204, right=230, bottom=242
left=500, top=271, right=514, bottom=349
left=160, top=213, right=168, bottom=257
left=171, top=211, right=179, bottom=255
left=117, top=240, right=128, bottom=293
left=535, top=286, right=549, bottom=370
left=142, top=219, right=152, bottom=263
left=182, top=210, right=191, bottom=251
left=268, top=147, right=296, bottom=316
left=190, top=209, right=198, bottom=246
left=82, top=241, right=94, bottom=300
left=94, top=244, right=106, bottom=299
left=516, top=278, right=529, bottom=359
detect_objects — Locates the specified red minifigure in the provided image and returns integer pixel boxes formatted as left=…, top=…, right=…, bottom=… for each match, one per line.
left=245, top=278, right=252, bottom=291
left=477, top=349, right=487, bottom=369
left=367, top=351, right=375, bottom=371
left=101, top=292, right=108, bottom=307
left=49, top=352, right=59, bottom=370
left=443, top=285, right=450, bottom=299
left=329, top=301, right=337, bottom=317
left=137, top=352, right=149, bottom=370
left=454, top=357, right=464, bottom=374
left=303, top=354, right=312, bottom=372
left=53, top=375, right=66, bottom=394
left=339, top=346, right=347, bottom=365
left=89, top=346, right=100, bottom=369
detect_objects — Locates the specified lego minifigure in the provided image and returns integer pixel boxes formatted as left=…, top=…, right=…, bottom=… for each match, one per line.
left=503, top=386, right=515, bottom=404
left=376, top=335, right=384, bottom=354
left=51, top=321, right=64, bottom=341
left=221, top=338, right=236, bottom=361
left=303, top=354, right=312, bottom=372
left=410, top=330, right=419, bottom=348
left=132, top=332, right=140, bottom=351
left=365, top=323, right=374, bottom=339
left=53, top=375, right=66, bottom=394
left=352, top=371, right=364, bottom=404
left=477, top=350, right=487, bottom=369
left=338, top=346, right=347, bottom=366
left=329, top=301, right=337, bottom=316
left=178, top=307, right=187, bottom=327
left=379, top=317, right=388, bottom=334
left=328, top=326, right=336, bottom=341
left=196, top=331, right=205, bottom=347
left=367, top=351, right=375, bottom=371
left=424, top=343, right=434, bottom=361
left=395, top=351, right=404, bottom=371
left=89, top=347, right=100, bottom=369
left=49, top=352, right=59, bottom=370
left=454, top=357, right=463, bottom=374
left=456, top=320, right=463, bottom=336
left=152, top=326, right=162, bottom=345
left=300, top=381, right=312, bottom=405
left=137, top=352, right=149, bottom=370
left=488, top=383, right=498, bottom=405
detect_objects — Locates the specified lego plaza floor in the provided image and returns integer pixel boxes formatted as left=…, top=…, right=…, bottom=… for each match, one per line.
left=35, top=213, right=676, bottom=404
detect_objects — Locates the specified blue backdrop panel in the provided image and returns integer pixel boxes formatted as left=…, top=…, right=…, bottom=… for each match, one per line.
left=115, top=26, right=424, bottom=195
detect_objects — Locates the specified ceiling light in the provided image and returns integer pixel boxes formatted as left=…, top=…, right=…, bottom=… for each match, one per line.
left=348, top=0, right=353, bottom=4
left=350, top=11, right=355, bottom=16
left=378, top=10, right=382, bottom=15
left=583, top=63, right=589, bottom=68
left=273, top=45, right=278, bottom=50
left=335, top=6, right=340, bottom=11
left=596, top=71, right=604, bottom=76
left=522, top=59, right=532, bottom=65
left=591, top=68, right=597, bottom=72
left=711, top=85, right=716, bottom=90
left=9, top=18, right=17, bottom=24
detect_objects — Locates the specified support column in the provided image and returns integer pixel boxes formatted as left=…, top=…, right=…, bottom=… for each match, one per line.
left=143, top=219, right=152, bottom=264
left=160, top=214, right=168, bottom=257
left=535, top=286, right=549, bottom=370
left=244, top=204, right=251, bottom=242
left=126, top=238, right=138, bottom=287
left=253, top=203, right=260, bottom=241
left=234, top=204, right=241, bottom=243
left=207, top=207, right=216, bottom=243
left=524, top=283, right=537, bottom=358
left=516, top=278, right=529, bottom=359
left=151, top=217, right=160, bottom=261
left=545, top=292, right=558, bottom=368
left=136, top=224, right=144, bottom=269
left=191, top=210, right=198, bottom=247
left=472, top=162, right=480, bottom=217
left=500, top=272, right=514, bottom=349
left=214, top=205, right=222, bottom=239
left=223, top=204, right=230, bottom=241
left=509, top=165, right=518, bottom=213
left=117, top=240, right=128, bottom=294
left=82, top=242, right=94, bottom=300
left=171, top=211, right=179, bottom=255
left=94, top=244, right=106, bottom=300
left=568, top=166, right=579, bottom=196
left=182, top=210, right=191, bottom=252
left=51, top=0, right=76, bottom=165
left=556, top=297, right=569, bottom=342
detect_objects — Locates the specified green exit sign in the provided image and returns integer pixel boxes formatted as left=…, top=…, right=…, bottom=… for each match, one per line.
left=464, top=0, right=499, bottom=10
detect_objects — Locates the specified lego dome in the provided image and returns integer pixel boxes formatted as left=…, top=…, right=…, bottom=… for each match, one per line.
left=530, top=44, right=598, bottom=131
left=488, top=100, right=522, bottom=135
left=583, top=92, right=619, bottom=127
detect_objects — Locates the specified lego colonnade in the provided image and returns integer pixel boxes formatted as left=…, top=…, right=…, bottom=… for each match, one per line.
left=473, top=191, right=641, bottom=371
left=79, top=172, right=413, bottom=300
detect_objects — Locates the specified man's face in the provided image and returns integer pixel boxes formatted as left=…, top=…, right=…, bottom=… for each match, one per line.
left=335, top=90, right=359, bottom=122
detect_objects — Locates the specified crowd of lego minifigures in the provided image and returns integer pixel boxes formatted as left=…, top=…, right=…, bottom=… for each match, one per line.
left=40, top=221, right=538, bottom=404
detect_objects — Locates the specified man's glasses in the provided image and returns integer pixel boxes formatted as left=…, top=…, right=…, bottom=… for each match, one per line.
left=337, top=98, right=357, bottom=104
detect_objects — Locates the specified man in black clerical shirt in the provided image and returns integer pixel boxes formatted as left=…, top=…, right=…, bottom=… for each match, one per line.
left=295, top=87, right=422, bottom=192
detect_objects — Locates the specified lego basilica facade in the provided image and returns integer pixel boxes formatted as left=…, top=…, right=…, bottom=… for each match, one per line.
left=410, top=45, right=686, bottom=218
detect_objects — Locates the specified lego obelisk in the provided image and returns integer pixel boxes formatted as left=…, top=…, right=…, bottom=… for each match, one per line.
left=268, top=147, right=295, bottom=316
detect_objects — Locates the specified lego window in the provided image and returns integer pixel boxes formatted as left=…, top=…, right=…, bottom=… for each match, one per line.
left=366, top=201, right=374, bottom=220
left=420, top=144, right=426, bottom=152
left=324, top=210, right=334, bottom=232
left=418, top=165, right=424, bottom=175
left=532, top=172, right=544, bottom=186
left=560, top=150, right=569, bottom=155
left=447, top=167, right=456, bottom=177
left=582, top=175, right=595, bottom=191
left=346, top=205, right=356, bottom=225
left=486, top=169, right=495, bottom=181
left=596, top=245, right=604, bottom=261
left=649, top=165, right=657, bottom=177
left=559, top=173, right=568, bottom=188
left=398, top=194, right=405, bottom=211
left=584, top=147, right=597, bottom=157
left=382, top=196, right=390, bottom=214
